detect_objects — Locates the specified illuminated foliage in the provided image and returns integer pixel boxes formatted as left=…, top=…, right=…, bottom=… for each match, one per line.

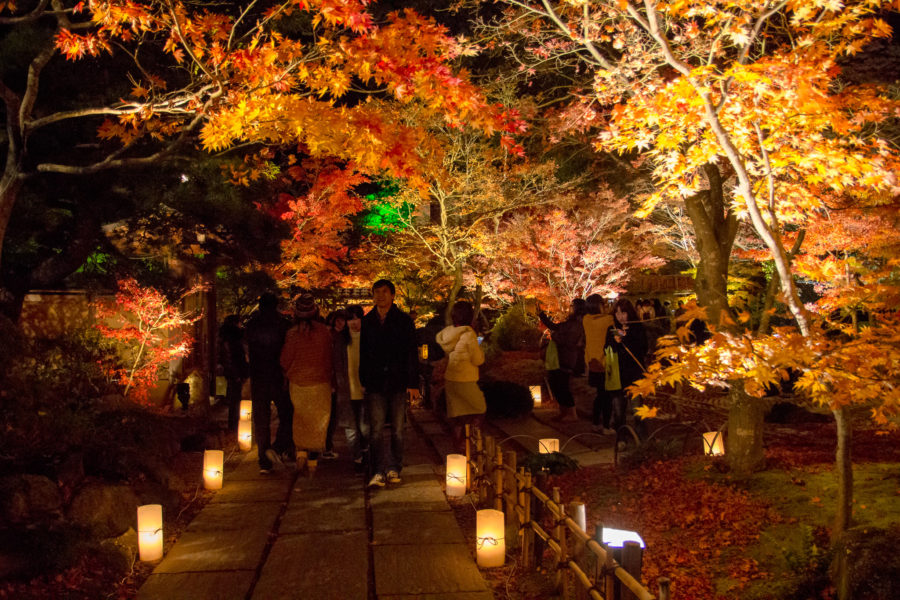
left=93, top=278, right=204, bottom=404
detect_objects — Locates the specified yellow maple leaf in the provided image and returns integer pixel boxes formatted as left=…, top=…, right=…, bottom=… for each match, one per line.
left=634, top=405, right=659, bottom=419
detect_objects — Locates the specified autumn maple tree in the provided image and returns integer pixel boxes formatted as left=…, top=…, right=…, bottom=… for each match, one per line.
left=0, top=0, right=523, bottom=319
left=93, top=277, right=204, bottom=404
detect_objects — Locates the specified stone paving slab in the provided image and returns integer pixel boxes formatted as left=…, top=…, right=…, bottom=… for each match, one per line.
left=370, top=478, right=450, bottom=513
left=280, top=502, right=366, bottom=533
left=373, top=543, right=489, bottom=596
left=208, top=478, right=291, bottom=504
left=153, top=526, right=271, bottom=573
left=186, top=500, right=282, bottom=533
left=137, top=571, right=254, bottom=600
left=252, top=531, right=368, bottom=600
left=490, top=413, right=612, bottom=467
left=374, top=510, right=466, bottom=545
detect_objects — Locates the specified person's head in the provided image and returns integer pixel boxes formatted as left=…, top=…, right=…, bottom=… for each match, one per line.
left=586, top=294, right=604, bottom=315
left=450, top=301, right=474, bottom=327
left=258, top=291, right=278, bottom=313
left=652, top=298, right=665, bottom=318
left=571, top=298, right=587, bottom=318
left=294, top=293, right=318, bottom=321
left=372, top=279, right=396, bottom=311
left=326, top=309, right=347, bottom=331
left=346, top=304, right=364, bottom=332
left=612, top=298, right=638, bottom=326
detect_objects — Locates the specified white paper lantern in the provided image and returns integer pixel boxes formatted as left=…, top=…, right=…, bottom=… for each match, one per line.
left=239, top=400, right=252, bottom=421
left=137, top=504, right=164, bottom=561
left=538, top=438, right=559, bottom=454
left=238, top=419, right=252, bottom=451
left=529, top=385, right=542, bottom=405
left=203, top=449, right=224, bottom=490
left=445, top=454, right=467, bottom=497
left=703, top=431, right=725, bottom=456
left=476, top=509, right=506, bottom=567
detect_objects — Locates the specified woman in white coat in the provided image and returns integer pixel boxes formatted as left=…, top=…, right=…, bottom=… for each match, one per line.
left=436, top=301, right=486, bottom=448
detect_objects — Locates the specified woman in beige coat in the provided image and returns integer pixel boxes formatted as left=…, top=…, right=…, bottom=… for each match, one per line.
left=436, top=301, right=486, bottom=448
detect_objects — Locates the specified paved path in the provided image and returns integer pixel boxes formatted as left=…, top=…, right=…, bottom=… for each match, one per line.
left=138, top=410, right=492, bottom=600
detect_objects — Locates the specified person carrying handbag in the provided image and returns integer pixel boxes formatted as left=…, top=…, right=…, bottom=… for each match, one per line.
left=604, top=299, right=647, bottom=433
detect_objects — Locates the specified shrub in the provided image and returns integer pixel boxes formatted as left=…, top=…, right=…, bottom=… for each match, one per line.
left=521, top=451, right=579, bottom=476
left=480, top=380, right=534, bottom=419
left=834, top=525, right=900, bottom=600
left=486, top=304, right=542, bottom=353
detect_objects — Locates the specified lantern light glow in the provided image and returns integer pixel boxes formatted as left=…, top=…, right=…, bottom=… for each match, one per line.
left=203, top=449, right=224, bottom=490
left=445, top=454, right=467, bottom=497
left=137, top=504, right=164, bottom=561
left=529, top=385, right=542, bottom=406
left=703, top=431, right=725, bottom=456
left=238, top=419, right=252, bottom=451
left=239, top=400, right=252, bottom=421
left=602, top=527, right=645, bottom=549
left=476, top=509, right=506, bottom=567
left=538, top=438, right=559, bottom=454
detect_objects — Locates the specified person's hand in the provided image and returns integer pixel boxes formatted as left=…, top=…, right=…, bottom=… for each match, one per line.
left=408, top=388, right=422, bottom=401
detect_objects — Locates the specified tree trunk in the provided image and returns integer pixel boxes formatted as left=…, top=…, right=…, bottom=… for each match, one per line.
left=445, top=264, right=463, bottom=326
left=726, top=380, right=766, bottom=475
left=831, top=406, right=853, bottom=600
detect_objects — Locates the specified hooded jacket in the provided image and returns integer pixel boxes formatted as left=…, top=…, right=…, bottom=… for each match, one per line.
left=436, top=325, right=484, bottom=382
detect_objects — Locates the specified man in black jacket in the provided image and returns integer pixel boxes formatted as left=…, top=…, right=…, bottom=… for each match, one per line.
left=360, top=279, right=421, bottom=487
left=245, top=292, right=294, bottom=474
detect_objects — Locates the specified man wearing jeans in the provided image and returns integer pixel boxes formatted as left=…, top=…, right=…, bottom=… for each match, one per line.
left=359, top=279, right=421, bottom=487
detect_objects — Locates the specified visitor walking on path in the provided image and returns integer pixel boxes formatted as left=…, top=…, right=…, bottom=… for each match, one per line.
left=360, top=279, right=421, bottom=488
left=605, top=298, right=648, bottom=433
left=436, top=300, right=486, bottom=450
left=245, top=292, right=295, bottom=474
left=218, top=314, right=248, bottom=433
left=344, top=304, right=369, bottom=468
left=280, top=293, right=333, bottom=476
left=324, top=309, right=354, bottom=460
left=539, top=298, right=586, bottom=422
left=583, top=294, right=615, bottom=433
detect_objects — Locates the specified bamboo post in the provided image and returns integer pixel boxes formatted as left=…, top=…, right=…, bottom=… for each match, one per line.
left=532, top=471, right=548, bottom=567
left=553, top=487, right=569, bottom=598
left=596, top=525, right=616, bottom=600
left=521, top=469, right=534, bottom=568
left=568, top=501, right=587, bottom=600
left=494, top=445, right=504, bottom=511
left=658, top=577, right=671, bottom=600
left=483, top=435, right=495, bottom=504
left=505, top=450, right=517, bottom=507
left=465, top=424, right=472, bottom=493
left=474, top=428, right=484, bottom=499
left=621, top=541, right=643, bottom=600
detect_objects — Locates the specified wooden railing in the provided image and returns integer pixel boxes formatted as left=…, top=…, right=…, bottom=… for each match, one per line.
left=465, top=426, right=670, bottom=600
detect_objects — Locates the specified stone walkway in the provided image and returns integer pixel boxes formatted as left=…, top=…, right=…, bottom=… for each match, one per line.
left=138, top=410, right=492, bottom=600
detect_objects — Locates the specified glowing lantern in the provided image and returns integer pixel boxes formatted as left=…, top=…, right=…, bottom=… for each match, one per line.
left=203, top=449, right=224, bottom=490
left=538, top=438, right=559, bottom=454
left=137, top=504, right=164, bottom=561
left=239, top=400, right=252, bottom=421
left=529, top=385, right=542, bottom=406
left=419, top=344, right=429, bottom=360
left=703, top=431, right=725, bottom=456
left=476, top=509, right=505, bottom=567
left=445, top=454, right=467, bottom=497
left=601, top=527, right=645, bottom=549
left=238, top=419, right=252, bottom=451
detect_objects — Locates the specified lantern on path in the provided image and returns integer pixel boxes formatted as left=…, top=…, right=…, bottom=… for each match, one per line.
left=601, top=526, right=645, bottom=549
left=203, top=450, right=224, bottom=490
left=239, top=400, right=252, bottom=421
left=703, top=431, right=725, bottom=456
left=529, top=385, right=542, bottom=406
left=137, top=504, right=164, bottom=561
left=238, top=419, right=252, bottom=451
left=476, top=509, right=505, bottom=567
left=445, top=454, right=467, bottom=497
left=538, top=438, right=559, bottom=454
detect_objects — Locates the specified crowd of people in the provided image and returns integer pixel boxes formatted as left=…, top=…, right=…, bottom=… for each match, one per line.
left=216, top=280, right=683, bottom=485
left=217, top=278, right=421, bottom=488
left=539, top=295, right=677, bottom=434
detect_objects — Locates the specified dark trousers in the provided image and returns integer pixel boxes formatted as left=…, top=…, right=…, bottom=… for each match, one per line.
left=348, top=399, right=370, bottom=460
left=547, top=369, right=574, bottom=408
left=226, top=378, right=243, bottom=431
left=251, top=376, right=294, bottom=468
left=367, top=390, right=407, bottom=475
left=325, top=393, right=338, bottom=453
left=589, top=371, right=609, bottom=427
